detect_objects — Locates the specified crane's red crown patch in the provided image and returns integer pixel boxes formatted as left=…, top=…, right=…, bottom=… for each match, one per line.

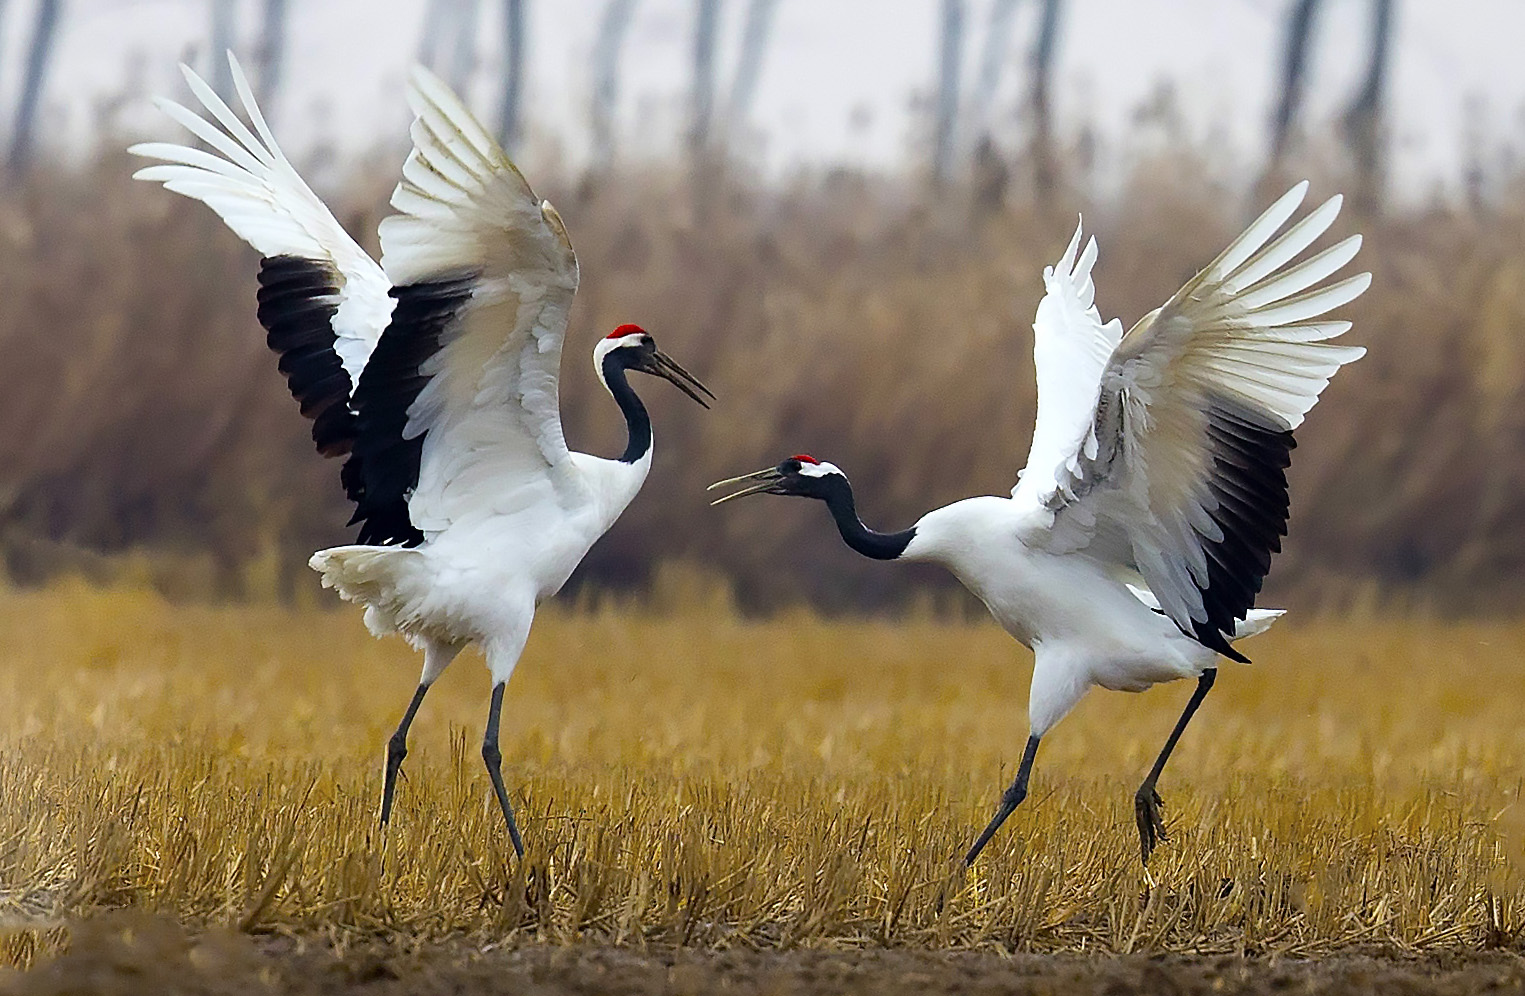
left=607, top=323, right=646, bottom=339
left=789, top=454, right=819, bottom=464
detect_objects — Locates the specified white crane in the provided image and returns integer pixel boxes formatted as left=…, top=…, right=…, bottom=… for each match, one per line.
left=712, top=182, right=1367, bottom=865
left=130, top=56, right=712, bottom=856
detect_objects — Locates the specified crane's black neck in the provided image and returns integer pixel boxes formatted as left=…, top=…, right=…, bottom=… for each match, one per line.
left=602, top=351, right=652, bottom=464
left=818, top=476, right=916, bottom=561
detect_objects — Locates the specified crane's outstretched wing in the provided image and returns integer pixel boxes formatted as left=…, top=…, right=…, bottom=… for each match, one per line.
left=1011, top=220, right=1124, bottom=507
left=1022, top=182, right=1369, bottom=660
left=347, top=66, right=581, bottom=546
left=129, top=54, right=393, bottom=459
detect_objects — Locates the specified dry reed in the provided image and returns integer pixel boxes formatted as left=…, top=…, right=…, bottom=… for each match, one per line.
left=0, top=145, right=1522, bottom=612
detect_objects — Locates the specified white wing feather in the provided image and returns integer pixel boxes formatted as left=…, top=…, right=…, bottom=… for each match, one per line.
left=1022, top=182, right=1369, bottom=652
left=1012, top=219, right=1124, bottom=505
left=376, top=66, right=581, bottom=534
left=128, top=55, right=392, bottom=383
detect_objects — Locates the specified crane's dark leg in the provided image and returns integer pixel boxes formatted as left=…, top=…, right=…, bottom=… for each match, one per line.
left=1135, top=667, right=1216, bottom=864
left=483, top=681, right=526, bottom=858
left=963, top=734, right=1041, bottom=866
left=380, top=682, right=432, bottom=827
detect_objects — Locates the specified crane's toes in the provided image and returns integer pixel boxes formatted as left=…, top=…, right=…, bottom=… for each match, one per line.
left=932, top=856, right=970, bottom=914
left=1134, top=787, right=1168, bottom=864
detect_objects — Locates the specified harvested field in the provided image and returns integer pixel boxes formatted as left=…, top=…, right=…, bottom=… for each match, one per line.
left=2, top=585, right=1524, bottom=990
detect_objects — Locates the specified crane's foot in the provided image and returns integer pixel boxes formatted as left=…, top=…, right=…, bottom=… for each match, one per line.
left=1134, top=785, right=1168, bottom=864
left=482, top=739, right=526, bottom=858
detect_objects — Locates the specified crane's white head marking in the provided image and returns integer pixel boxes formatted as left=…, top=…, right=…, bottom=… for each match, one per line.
left=793, top=455, right=845, bottom=479
left=593, top=324, right=714, bottom=407
left=708, top=454, right=848, bottom=504
left=593, top=323, right=651, bottom=376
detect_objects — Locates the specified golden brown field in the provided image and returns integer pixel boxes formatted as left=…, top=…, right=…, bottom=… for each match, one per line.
left=3, top=582, right=1524, bottom=986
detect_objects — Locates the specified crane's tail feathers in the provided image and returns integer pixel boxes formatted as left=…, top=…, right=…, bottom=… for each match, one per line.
left=1127, top=582, right=1283, bottom=649
left=1232, top=608, right=1284, bottom=642
left=310, top=546, right=429, bottom=640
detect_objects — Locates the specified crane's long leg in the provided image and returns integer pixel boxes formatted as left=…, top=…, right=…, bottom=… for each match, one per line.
left=1134, top=667, right=1216, bottom=864
left=482, top=681, right=526, bottom=858
left=963, top=734, right=1041, bottom=866
left=380, top=641, right=460, bottom=828
left=380, top=682, right=432, bottom=827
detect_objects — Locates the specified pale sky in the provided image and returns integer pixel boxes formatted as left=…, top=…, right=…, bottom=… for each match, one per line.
left=6, top=0, right=1523, bottom=199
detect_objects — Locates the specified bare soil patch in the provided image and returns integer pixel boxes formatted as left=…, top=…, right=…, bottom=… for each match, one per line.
left=5, top=914, right=1525, bottom=996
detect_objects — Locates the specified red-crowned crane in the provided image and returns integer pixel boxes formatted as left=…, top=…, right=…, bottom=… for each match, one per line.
left=712, top=183, right=1367, bottom=865
left=131, top=56, right=712, bottom=856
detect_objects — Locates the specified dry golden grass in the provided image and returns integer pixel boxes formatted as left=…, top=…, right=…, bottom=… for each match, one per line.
left=2, top=583, right=1523, bottom=970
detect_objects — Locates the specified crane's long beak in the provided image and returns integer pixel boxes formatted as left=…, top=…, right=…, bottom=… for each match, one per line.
left=650, top=348, right=714, bottom=408
left=707, top=466, right=783, bottom=505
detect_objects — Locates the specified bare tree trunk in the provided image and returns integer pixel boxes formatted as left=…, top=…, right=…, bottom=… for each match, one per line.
left=443, top=0, right=482, bottom=94
left=420, top=0, right=480, bottom=93
left=8, top=0, right=63, bottom=177
left=254, top=0, right=288, bottom=112
left=1341, top=0, right=1393, bottom=212
left=590, top=0, right=639, bottom=169
left=932, top=0, right=965, bottom=186
left=497, top=0, right=525, bottom=151
left=0, top=2, right=10, bottom=99
left=418, top=0, right=451, bottom=69
left=688, top=0, right=721, bottom=155
left=1269, top=0, right=1322, bottom=168
left=209, top=0, right=237, bottom=101
left=1029, top=0, right=1062, bottom=199
left=724, top=0, right=777, bottom=139
left=969, top=0, right=1019, bottom=145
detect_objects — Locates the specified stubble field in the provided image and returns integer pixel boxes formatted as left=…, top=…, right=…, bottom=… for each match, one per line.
left=2, top=583, right=1524, bottom=992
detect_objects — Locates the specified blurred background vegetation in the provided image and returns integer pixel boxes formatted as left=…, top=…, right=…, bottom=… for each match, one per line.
left=0, top=0, right=1519, bottom=617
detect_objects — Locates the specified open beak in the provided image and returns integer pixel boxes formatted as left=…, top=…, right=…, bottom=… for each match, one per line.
left=649, top=348, right=714, bottom=408
left=707, top=466, right=784, bottom=505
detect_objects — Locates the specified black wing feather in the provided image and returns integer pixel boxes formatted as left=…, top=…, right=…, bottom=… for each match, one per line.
left=1185, top=393, right=1295, bottom=662
left=255, top=256, right=358, bottom=459
left=343, top=273, right=478, bottom=547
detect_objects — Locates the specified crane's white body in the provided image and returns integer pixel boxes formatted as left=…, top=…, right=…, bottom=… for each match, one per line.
left=131, top=58, right=653, bottom=688
left=901, top=499, right=1277, bottom=733
left=316, top=448, right=650, bottom=680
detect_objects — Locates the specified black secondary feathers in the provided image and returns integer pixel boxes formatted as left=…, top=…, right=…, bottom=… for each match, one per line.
left=255, top=256, right=357, bottom=459
left=254, top=256, right=482, bottom=549
left=345, top=274, right=478, bottom=548
left=1189, top=393, right=1295, bottom=662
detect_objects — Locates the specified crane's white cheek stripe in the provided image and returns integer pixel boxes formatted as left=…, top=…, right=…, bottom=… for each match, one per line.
left=593, top=333, right=647, bottom=362
left=796, top=462, right=844, bottom=479
left=592, top=334, right=648, bottom=390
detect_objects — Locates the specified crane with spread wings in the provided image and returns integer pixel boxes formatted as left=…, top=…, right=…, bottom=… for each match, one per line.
left=712, top=182, right=1367, bottom=865
left=132, top=56, right=712, bottom=857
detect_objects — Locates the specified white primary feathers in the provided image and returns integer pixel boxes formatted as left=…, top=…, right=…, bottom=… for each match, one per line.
left=712, top=181, right=1367, bottom=867
left=131, top=54, right=711, bottom=858
left=130, top=61, right=390, bottom=386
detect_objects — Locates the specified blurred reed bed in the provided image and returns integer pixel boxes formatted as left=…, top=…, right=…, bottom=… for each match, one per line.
left=0, top=144, right=1521, bottom=613
left=1, top=584, right=1523, bottom=966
